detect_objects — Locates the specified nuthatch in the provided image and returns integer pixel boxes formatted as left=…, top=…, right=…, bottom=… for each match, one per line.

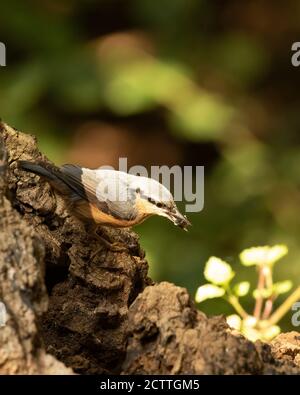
left=18, top=161, right=191, bottom=231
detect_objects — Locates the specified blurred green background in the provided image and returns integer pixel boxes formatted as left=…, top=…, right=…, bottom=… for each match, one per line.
left=1, top=0, right=300, bottom=331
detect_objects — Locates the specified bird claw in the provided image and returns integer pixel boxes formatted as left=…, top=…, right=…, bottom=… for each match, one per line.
left=91, top=226, right=130, bottom=259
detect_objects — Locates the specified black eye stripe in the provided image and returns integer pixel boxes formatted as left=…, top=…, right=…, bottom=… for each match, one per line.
left=145, top=196, right=168, bottom=208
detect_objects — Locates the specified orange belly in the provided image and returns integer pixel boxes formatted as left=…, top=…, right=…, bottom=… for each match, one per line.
left=72, top=199, right=146, bottom=228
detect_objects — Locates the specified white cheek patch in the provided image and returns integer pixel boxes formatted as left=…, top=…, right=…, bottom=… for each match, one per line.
left=132, top=177, right=172, bottom=202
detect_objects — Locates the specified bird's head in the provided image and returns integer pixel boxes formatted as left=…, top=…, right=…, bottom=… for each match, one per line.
left=130, top=176, right=191, bottom=231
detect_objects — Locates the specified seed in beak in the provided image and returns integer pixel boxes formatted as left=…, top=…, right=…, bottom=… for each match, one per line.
left=171, top=211, right=191, bottom=231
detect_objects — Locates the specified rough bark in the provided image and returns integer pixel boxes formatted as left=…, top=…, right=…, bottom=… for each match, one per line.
left=269, top=332, right=300, bottom=367
left=0, top=125, right=72, bottom=374
left=122, top=282, right=300, bottom=374
left=0, top=122, right=150, bottom=374
left=0, top=121, right=299, bottom=375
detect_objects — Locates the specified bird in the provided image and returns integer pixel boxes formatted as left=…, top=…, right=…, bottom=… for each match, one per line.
left=18, top=161, right=191, bottom=235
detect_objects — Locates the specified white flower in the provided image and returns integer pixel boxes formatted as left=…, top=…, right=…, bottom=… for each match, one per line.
left=239, top=245, right=288, bottom=266
left=195, top=284, right=225, bottom=303
left=226, top=314, right=242, bottom=330
left=204, top=256, right=235, bottom=285
left=273, top=280, right=293, bottom=295
left=262, top=325, right=281, bottom=340
left=243, top=315, right=257, bottom=328
left=253, top=288, right=272, bottom=299
left=233, top=281, right=250, bottom=297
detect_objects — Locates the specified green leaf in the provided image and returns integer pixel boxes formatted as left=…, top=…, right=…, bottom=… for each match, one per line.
left=273, top=281, right=293, bottom=295
left=253, top=288, right=273, bottom=299
left=204, top=256, right=235, bottom=285
left=239, top=245, right=288, bottom=267
left=233, top=281, right=250, bottom=297
left=195, top=284, right=225, bottom=303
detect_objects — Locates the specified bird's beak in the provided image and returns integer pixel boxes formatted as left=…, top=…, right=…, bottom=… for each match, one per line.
left=168, top=208, right=191, bottom=231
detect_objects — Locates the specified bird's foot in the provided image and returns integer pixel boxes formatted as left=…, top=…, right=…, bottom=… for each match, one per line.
left=96, top=235, right=129, bottom=253
left=91, top=227, right=129, bottom=260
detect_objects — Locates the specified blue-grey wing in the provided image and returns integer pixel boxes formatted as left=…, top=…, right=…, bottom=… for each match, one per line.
left=61, top=165, right=136, bottom=221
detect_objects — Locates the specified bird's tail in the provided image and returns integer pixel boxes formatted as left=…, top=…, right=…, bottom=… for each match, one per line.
left=18, top=160, right=87, bottom=201
left=18, top=160, right=59, bottom=181
left=18, top=160, right=73, bottom=196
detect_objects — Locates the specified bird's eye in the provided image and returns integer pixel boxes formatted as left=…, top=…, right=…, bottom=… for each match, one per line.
left=156, top=202, right=162, bottom=208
